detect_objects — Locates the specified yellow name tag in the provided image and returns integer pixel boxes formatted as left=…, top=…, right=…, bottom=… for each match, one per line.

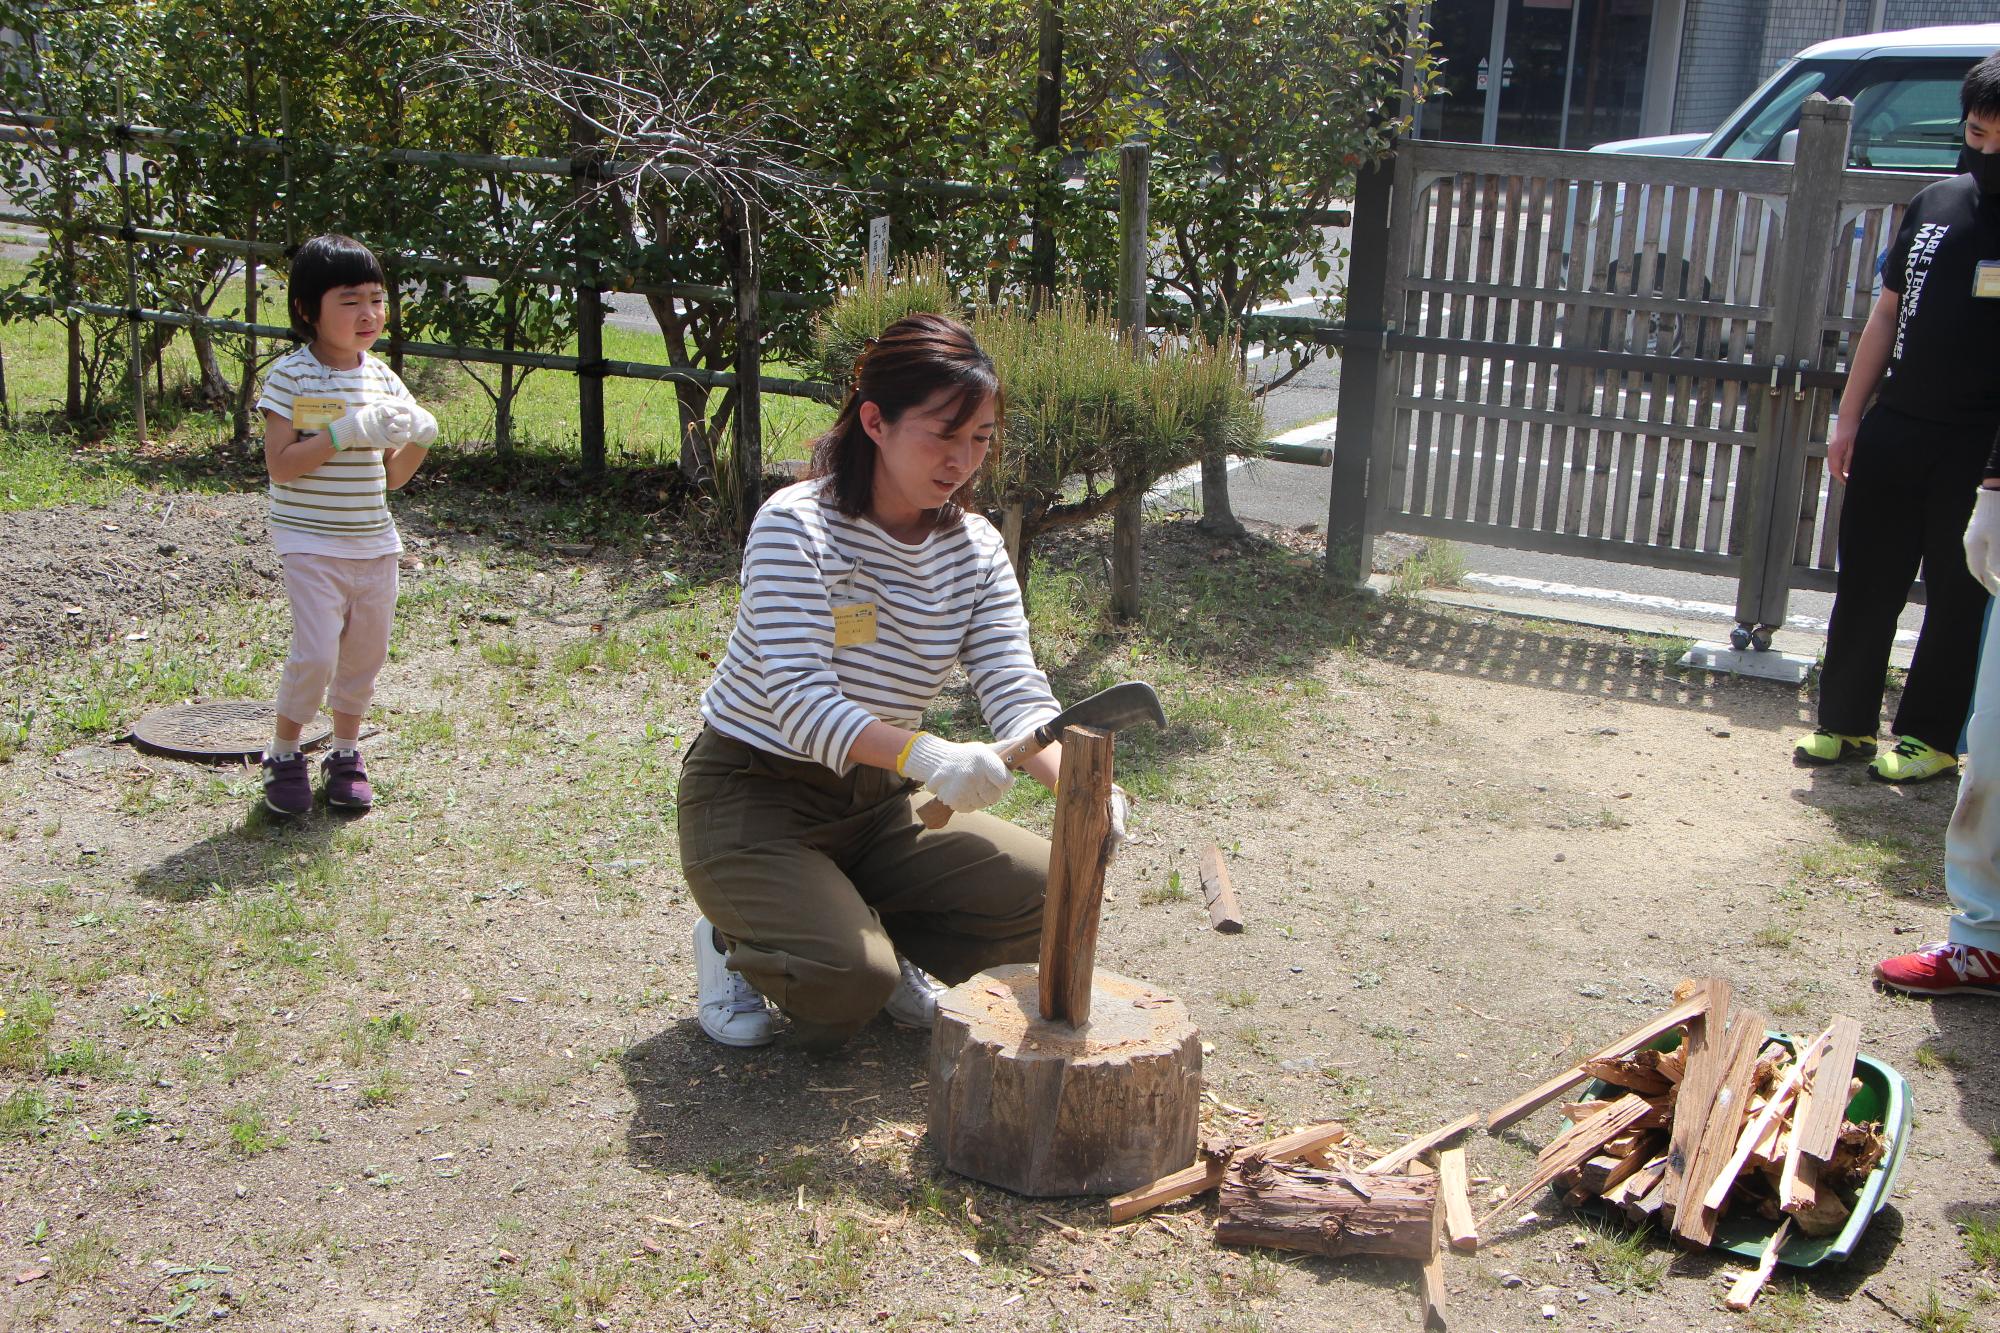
left=1976, top=261, right=2000, bottom=300
left=291, top=396, right=347, bottom=432
left=832, top=601, right=877, bottom=646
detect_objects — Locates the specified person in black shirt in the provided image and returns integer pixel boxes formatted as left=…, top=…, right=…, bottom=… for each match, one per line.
left=1796, top=52, right=2000, bottom=783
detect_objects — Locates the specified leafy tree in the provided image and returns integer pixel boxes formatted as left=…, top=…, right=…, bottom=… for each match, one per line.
left=1126, top=0, right=1429, bottom=536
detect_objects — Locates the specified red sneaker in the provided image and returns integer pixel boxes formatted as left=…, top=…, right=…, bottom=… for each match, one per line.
left=1873, top=942, right=2000, bottom=997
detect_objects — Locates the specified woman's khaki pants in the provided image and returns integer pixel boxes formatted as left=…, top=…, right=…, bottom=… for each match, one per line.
left=676, top=726, right=1048, bottom=1046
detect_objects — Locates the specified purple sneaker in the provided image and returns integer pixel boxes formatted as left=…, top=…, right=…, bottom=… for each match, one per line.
left=261, top=752, right=313, bottom=816
left=322, top=749, right=373, bottom=810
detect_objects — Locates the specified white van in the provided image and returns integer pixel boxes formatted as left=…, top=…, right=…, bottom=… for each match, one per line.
left=1595, top=23, right=2000, bottom=167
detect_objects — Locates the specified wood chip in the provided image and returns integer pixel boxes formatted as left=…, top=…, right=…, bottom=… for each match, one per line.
left=1198, top=843, right=1245, bottom=932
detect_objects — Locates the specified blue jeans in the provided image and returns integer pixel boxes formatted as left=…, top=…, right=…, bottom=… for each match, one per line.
left=1947, top=599, right=2000, bottom=953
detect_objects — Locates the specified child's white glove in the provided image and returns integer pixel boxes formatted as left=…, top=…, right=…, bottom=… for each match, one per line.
left=404, top=403, right=438, bottom=447
left=1966, top=487, right=2000, bottom=595
left=1107, top=783, right=1131, bottom=857
left=898, top=732, right=1015, bottom=813
left=325, top=401, right=414, bottom=452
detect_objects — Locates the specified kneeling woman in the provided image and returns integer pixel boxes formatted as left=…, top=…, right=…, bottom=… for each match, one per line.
left=678, top=313, right=1064, bottom=1049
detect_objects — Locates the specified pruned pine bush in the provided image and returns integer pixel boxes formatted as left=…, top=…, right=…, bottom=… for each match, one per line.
left=812, top=254, right=1262, bottom=561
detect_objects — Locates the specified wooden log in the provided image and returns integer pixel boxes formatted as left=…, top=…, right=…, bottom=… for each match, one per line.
left=1673, top=1008, right=1766, bottom=1247
left=1362, top=1112, right=1483, bottom=1175
left=1482, top=1094, right=1657, bottom=1227
left=1662, top=978, right=1732, bottom=1219
left=1105, top=1136, right=1234, bottom=1223
left=1724, top=1219, right=1791, bottom=1311
left=1198, top=844, right=1245, bottom=933
left=930, top=964, right=1200, bottom=1197
left=1216, top=1155, right=1439, bottom=1260
left=1487, top=988, right=1712, bottom=1133
left=1437, top=1146, right=1478, bottom=1252
left=1795, top=1015, right=1860, bottom=1163
left=1038, top=726, right=1115, bottom=1026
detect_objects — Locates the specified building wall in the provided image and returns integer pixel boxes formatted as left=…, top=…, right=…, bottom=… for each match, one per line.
left=1672, top=0, right=1994, bottom=135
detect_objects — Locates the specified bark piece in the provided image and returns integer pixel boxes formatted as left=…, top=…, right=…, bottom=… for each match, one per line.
left=1487, top=989, right=1713, bottom=1133
left=930, top=964, right=1200, bottom=1197
left=1216, top=1155, right=1439, bottom=1261
left=1198, top=843, right=1245, bottom=933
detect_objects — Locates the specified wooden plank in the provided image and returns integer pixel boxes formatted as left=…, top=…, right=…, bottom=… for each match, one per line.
left=1661, top=977, right=1732, bottom=1218
left=1036, top=726, right=1114, bottom=1026
left=1106, top=1145, right=1230, bottom=1224
left=1487, top=990, right=1710, bottom=1133
left=1390, top=394, right=1760, bottom=450
left=1796, top=1015, right=1860, bottom=1162
left=1408, top=1159, right=1450, bottom=1331
left=1246, top=1120, right=1350, bottom=1164
left=1197, top=844, right=1244, bottom=933
left=1436, top=1145, right=1478, bottom=1252
left=1725, top=1219, right=1792, bottom=1311
left=1481, top=1093, right=1657, bottom=1227
left=1674, top=1007, right=1767, bottom=1247
left=1363, top=1112, right=1482, bottom=1176
left=1402, top=139, right=1796, bottom=195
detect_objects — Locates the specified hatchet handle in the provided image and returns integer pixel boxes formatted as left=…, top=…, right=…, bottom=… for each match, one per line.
left=916, top=727, right=1054, bottom=829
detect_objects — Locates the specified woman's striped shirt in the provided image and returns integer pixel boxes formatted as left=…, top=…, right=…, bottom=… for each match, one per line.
left=256, top=345, right=414, bottom=558
left=700, top=479, right=1061, bottom=773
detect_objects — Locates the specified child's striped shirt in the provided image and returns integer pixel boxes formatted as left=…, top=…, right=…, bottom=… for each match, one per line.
left=700, top=479, right=1061, bottom=773
left=256, top=345, right=414, bottom=558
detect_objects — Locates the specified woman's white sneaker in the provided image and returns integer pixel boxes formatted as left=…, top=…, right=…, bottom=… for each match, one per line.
left=884, top=954, right=946, bottom=1029
left=694, top=918, right=775, bottom=1047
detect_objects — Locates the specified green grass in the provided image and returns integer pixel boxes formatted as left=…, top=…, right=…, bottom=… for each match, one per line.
left=225, top=1104, right=286, bottom=1157
left=1577, top=1220, right=1667, bottom=1293
left=1961, top=1211, right=2000, bottom=1269
left=1390, top=537, right=1467, bottom=596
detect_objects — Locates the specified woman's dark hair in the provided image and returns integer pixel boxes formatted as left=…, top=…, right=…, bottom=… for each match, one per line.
left=287, top=234, right=387, bottom=340
left=1963, top=51, right=2000, bottom=121
left=806, top=312, right=1001, bottom=526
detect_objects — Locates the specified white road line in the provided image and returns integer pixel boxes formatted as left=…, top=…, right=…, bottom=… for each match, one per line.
left=1145, top=412, right=1339, bottom=502
left=1461, top=571, right=1917, bottom=644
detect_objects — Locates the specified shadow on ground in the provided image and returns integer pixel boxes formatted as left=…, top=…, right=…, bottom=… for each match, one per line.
left=133, top=798, right=342, bottom=901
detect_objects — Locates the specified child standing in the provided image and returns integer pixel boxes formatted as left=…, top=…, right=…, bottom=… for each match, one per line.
left=256, top=234, right=437, bottom=816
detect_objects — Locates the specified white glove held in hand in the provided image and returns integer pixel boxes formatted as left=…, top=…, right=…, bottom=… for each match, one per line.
left=1107, top=783, right=1132, bottom=857
left=325, top=401, right=414, bottom=452
left=404, top=403, right=438, bottom=447
left=899, top=732, right=1014, bottom=812
left=1966, top=487, right=2000, bottom=596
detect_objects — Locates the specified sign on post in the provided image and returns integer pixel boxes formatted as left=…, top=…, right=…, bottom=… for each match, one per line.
left=867, top=215, right=890, bottom=278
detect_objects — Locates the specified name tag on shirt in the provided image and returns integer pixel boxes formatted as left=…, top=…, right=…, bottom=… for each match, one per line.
left=1976, top=261, right=2000, bottom=300
left=832, top=601, right=878, bottom=646
left=292, top=396, right=348, bottom=432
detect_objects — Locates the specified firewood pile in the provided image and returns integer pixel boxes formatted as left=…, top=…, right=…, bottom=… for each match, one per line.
left=1105, top=977, right=1894, bottom=1326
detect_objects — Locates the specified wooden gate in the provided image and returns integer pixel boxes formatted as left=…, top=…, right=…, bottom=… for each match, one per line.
left=1330, top=95, right=1940, bottom=641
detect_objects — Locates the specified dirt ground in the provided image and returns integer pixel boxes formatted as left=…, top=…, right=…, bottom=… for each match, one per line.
left=0, top=480, right=1993, bottom=1332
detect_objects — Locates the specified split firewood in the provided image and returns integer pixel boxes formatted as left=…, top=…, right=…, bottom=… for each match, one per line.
left=1662, top=978, right=1732, bottom=1221
left=1215, top=1155, right=1439, bottom=1261
left=1673, top=1008, right=1767, bottom=1246
left=1601, top=1151, right=1669, bottom=1208
left=1725, top=1219, right=1792, bottom=1311
left=1407, top=1159, right=1450, bottom=1331
left=1106, top=1136, right=1238, bottom=1224
left=1699, top=1043, right=1814, bottom=1212
left=1787, top=1180, right=1851, bottom=1237
left=1198, top=844, right=1245, bottom=933
left=1794, top=1016, right=1860, bottom=1163
left=1436, top=1146, right=1478, bottom=1252
left=1361, top=1112, right=1482, bottom=1176
left=1580, top=1053, right=1674, bottom=1097
left=1486, top=987, right=1713, bottom=1133
left=1482, top=1094, right=1658, bottom=1227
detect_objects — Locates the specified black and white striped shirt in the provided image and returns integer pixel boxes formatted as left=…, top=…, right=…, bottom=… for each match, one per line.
left=700, top=479, right=1060, bottom=773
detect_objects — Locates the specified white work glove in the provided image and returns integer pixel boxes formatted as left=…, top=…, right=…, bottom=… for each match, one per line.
left=324, top=401, right=414, bottom=452
left=404, top=403, right=439, bottom=447
left=898, top=732, right=1015, bottom=812
left=1107, top=783, right=1132, bottom=858
left=1966, top=487, right=2000, bottom=596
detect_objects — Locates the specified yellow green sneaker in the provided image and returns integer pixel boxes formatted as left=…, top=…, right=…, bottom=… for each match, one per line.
left=1793, top=728, right=1876, bottom=764
left=1869, top=736, right=1958, bottom=784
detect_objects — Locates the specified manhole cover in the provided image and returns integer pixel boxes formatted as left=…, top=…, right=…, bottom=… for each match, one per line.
left=129, top=701, right=332, bottom=761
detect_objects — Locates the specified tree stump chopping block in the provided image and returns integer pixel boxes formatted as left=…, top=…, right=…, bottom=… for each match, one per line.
left=929, top=963, right=1201, bottom=1197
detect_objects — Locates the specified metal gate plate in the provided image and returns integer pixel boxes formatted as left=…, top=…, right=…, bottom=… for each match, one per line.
left=129, top=701, right=332, bottom=761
